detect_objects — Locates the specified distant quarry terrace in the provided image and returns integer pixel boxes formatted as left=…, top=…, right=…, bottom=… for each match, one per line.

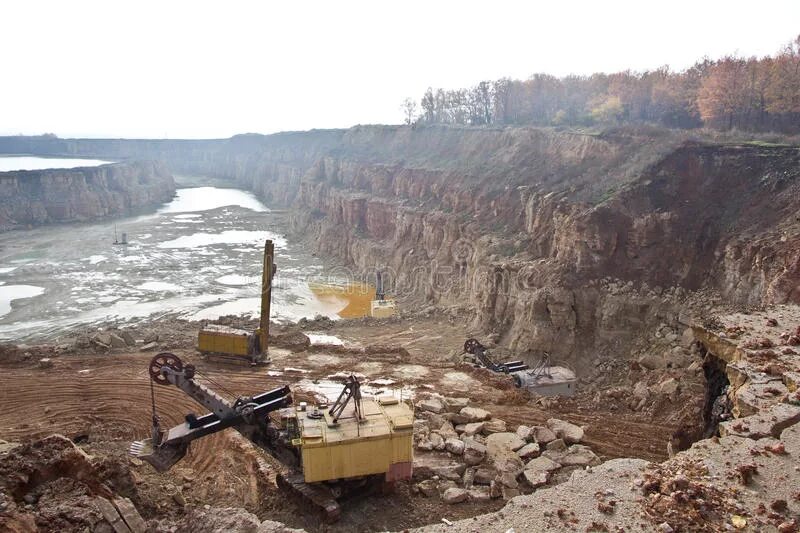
left=0, top=158, right=176, bottom=229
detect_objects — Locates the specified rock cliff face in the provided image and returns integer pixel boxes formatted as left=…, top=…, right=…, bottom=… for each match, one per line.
left=2, top=128, right=797, bottom=369
left=285, top=131, right=800, bottom=369
left=0, top=161, right=175, bottom=229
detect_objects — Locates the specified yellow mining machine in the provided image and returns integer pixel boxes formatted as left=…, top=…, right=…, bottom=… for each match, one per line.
left=197, top=239, right=275, bottom=365
left=130, top=353, right=414, bottom=522
left=369, top=270, right=396, bottom=318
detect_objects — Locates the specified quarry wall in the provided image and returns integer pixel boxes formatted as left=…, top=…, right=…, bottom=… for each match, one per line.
left=2, top=127, right=797, bottom=368
left=0, top=161, right=175, bottom=230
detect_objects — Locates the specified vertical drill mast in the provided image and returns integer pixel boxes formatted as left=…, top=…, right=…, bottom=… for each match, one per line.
left=259, top=239, right=274, bottom=354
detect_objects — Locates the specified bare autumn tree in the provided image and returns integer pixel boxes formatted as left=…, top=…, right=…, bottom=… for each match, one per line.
left=400, top=98, right=417, bottom=125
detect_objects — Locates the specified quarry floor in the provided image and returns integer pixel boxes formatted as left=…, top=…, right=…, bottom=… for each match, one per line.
left=0, top=313, right=696, bottom=532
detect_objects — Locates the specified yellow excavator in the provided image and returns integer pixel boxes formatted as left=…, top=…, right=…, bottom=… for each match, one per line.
left=131, top=355, right=414, bottom=522
left=197, top=239, right=275, bottom=365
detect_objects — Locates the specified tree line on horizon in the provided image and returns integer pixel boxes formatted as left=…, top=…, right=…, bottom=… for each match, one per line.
left=401, top=35, right=800, bottom=134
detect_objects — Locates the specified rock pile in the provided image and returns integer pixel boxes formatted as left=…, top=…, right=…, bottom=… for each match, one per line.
left=412, top=395, right=601, bottom=504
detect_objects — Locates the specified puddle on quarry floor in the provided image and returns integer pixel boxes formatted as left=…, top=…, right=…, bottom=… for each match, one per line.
left=306, top=333, right=347, bottom=346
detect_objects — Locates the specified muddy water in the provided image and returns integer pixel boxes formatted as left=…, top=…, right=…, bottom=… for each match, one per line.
left=0, top=177, right=364, bottom=341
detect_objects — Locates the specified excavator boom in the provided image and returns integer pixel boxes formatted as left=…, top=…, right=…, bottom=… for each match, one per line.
left=130, top=353, right=291, bottom=471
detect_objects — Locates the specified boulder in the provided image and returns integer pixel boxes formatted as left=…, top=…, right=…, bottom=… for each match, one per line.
left=516, top=442, right=540, bottom=460
left=416, top=438, right=434, bottom=452
left=417, top=411, right=447, bottom=429
left=139, top=342, right=158, bottom=352
left=462, top=467, right=475, bottom=489
left=522, top=468, right=549, bottom=488
left=119, top=330, right=136, bottom=346
left=445, top=437, right=464, bottom=455
left=38, top=358, right=53, bottom=369
left=417, top=398, right=446, bottom=414
left=413, top=419, right=430, bottom=435
left=428, top=432, right=445, bottom=451
left=473, top=466, right=497, bottom=485
left=468, top=487, right=491, bottom=501
left=416, top=479, right=438, bottom=497
left=91, top=332, right=113, bottom=347
left=433, top=464, right=464, bottom=481
left=531, top=426, right=557, bottom=444
left=524, top=455, right=561, bottom=477
left=553, top=444, right=601, bottom=467
left=515, top=425, right=532, bottom=442
left=659, top=378, right=680, bottom=396
left=546, top=438, right=567, bottom=452
left=485, top=432, right=526, bottom=453
left=546, top=418, right=584, bottom=444
left=442, top=488, right=468, bottom=504
left=485, top=434, right=525, bottom=478
left=463, top=439, right=487, bottom=466
left=459, top=407, right=491, bottom=423
left=481, top=419, right=507, bottom=435
left=680, top=328, right=695, bottom=347
left=109, top=334, right=127, bottom=349
left=436, top=421, right=458, bottom=439
left=444, top=397, right=469, bottom=412
left=633, top=381, right=650, bottom=400
left=436, top=479, right=458, bottom=494
left=496, top=471, right=519, bottom=489
left=525, top=454, right=561, bottom=469
left=638, top=354, right=664, bottom=370
left=460, top=422, right=485, bottom=437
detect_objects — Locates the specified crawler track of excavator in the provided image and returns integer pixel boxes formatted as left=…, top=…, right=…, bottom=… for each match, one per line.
left=276, top=471, right=341, bottom=523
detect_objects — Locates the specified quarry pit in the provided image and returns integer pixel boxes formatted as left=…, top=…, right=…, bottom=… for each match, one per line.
left=0, top=126, right=799, bottom=532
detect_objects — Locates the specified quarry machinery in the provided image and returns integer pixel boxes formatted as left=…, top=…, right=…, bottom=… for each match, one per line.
left=130, top=353, right=414, bottom=522
left=463, top=338, right=529, bottom=373
left=197, top=239, right=276, bottom=365
left=370, top=269, right=396, bottom=318
left=463, top=338, right=577, bottom=396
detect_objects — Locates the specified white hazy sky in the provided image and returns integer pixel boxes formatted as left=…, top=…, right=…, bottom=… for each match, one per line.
left=1, top=1, right=798, bottom=139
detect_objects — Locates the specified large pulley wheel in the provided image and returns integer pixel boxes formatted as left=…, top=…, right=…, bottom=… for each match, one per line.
left=149, top=352, right=183, bottom=385
left=464, top=338, right=482, bottom=355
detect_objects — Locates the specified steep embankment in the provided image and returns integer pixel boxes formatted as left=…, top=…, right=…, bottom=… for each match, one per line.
left=2, top=128, right=798, bottom=369
left=0, top=161, right=175, bottom=229
left=286, top=128, right=800, bottom=369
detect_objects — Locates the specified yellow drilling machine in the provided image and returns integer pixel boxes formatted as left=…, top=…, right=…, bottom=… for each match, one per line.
left=197, top=239, right=276, bottom=365
left=130, top=355, right=414, bottom=521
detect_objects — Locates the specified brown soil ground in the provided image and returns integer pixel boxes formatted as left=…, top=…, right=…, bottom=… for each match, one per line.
left=0, top=314, right=702, bottom=532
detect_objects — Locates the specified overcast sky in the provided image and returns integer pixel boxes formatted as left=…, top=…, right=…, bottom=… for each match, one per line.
left=1, top=1, right=798, bottom=139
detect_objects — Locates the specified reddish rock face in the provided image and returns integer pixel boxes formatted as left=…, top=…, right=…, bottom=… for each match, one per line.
left=0, top=161, right=175, bottom=228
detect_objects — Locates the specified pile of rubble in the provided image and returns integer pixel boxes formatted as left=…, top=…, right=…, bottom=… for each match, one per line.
left=0, top=434, right=142, bottom=533
left=573, top=322, right=707, bottom=432
left=412, top=395, right=601, bottom=504
left=83, top=329, right=161, bottom=352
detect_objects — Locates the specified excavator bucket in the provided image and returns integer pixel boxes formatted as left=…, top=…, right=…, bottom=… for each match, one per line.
left=129, top=438, right=188, bottom=473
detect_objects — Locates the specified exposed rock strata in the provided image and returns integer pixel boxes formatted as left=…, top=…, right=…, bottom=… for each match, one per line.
left=0, top=161, right=174, bottom=229
left=2, top=128, right=798, bottom=368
